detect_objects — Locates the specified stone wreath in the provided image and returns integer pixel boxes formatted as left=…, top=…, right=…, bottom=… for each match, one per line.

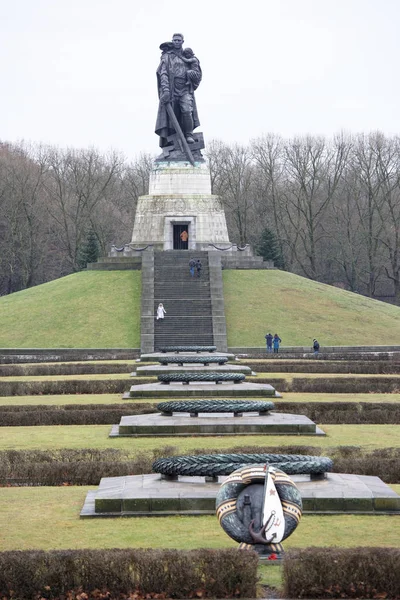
left=158, top=372, right=245, bottom=384
left=152, top=453, right=333, bottom=477
left=158, top=355, right=228, bottom=365
left=158, top=345, right=217, bottom=353
left=157, top=400, right=275, bottom=414
left=216, top=464, right=303, bottom=555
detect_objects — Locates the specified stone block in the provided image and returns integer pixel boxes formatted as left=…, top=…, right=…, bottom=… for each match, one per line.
left=373, top=497, right=400, bottom=512
left=122, top=498, right=151, bottom=512
left=343, top=497, right=374, bottom=512
left=151, top=497, right=181, bottom=512
left=95, top=498, right=122, bottom=513
left=180, top=497, right=215, bottom=511
left=314, top=497, right=345, bottom=512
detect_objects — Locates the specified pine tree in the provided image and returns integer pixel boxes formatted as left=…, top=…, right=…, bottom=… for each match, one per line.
left=77, top=229, right=100, bottom=270
left=256, top=228, right=285, bottom=269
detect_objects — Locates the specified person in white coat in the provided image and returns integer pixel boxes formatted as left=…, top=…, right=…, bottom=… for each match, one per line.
left=156, top=303, right=167, bottom=320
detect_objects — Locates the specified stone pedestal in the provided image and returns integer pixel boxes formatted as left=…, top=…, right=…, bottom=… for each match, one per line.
left=131, top=161, right=231, bottom=251
left=80, top=473, right=400, bottom=517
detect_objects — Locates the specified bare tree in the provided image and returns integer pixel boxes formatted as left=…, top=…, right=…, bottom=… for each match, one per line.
left=283, top=134, right=351, bottom=280
left=206, top=141, right=255, bottom=245
left=373, top=134, right=400, bottom=301
left=350, top=133, right=387, bottom=296
left=43, top=147, right=124, bottom=271
left=251, top=134, right=288, bottom=267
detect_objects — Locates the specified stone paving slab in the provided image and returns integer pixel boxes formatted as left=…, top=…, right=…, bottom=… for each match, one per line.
left=109, top=412, right=324, bottom=437
left=132, top=364, right=253, bottom=376
left=125, top=382, right=281, bottom=398
left=80, top=472, right=400, bottom=517
left=140, top=352, right=236, bottom=362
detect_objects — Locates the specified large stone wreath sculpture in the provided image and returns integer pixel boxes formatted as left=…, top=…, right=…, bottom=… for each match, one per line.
left=157, top=400, right=275, bottom=414
left=158, top=372, right=245, bottom=383
left=158, top=346, right=217, bottom=353
left=152, top=453, right=333, bottom=477
left=158, top=355, right=228, bottom=365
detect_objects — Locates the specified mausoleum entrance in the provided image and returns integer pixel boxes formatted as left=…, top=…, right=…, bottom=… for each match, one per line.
left=173, top=224, right=189, bottom=250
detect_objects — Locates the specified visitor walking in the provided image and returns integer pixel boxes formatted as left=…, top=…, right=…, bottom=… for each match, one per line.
left=265, top=332, right=273, bottom=353
left=189, top=258, right=196, bottom=277
left=273, top=333, right=282, bottom=353
left=196, top=259, right=202, bottom=277
left=156, top=303, right=167, bottom=320
left=313, top=339, right=320, bottom=357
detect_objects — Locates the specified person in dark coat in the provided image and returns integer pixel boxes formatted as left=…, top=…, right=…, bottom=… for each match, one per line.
left=313, top=339, right=320, bottom=357
left=265, top=332, right=273, bottom=353
left=189, top=258, right=196, bottom=277
left=196, top=259, right=202, bottom=277
left=155, top=33, right=202, bottom=147
left=273, top=334, right=282, bottom=353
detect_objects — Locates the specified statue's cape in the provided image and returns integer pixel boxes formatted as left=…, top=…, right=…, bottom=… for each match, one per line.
left=155, top=51, right=201, bottom=148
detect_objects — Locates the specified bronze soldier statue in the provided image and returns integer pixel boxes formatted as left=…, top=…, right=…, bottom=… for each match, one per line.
left=155, top=33, right=202, bottom=155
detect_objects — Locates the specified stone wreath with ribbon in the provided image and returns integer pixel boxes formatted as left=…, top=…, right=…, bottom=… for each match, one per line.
left=216, top=464, right=303, bottom=558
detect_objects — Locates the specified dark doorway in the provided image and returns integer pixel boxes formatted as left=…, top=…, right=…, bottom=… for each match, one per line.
left=173, top=224, right=189, bottom=249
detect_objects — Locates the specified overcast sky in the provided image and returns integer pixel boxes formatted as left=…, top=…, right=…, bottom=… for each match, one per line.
left=1, top=0, right=399, bottom=159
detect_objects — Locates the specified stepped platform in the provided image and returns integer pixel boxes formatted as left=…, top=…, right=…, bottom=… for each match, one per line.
left=81, top=473, right=400, bottom=517
left=140, top=352, right=235, bottom=362
left=124, top=381, right=280, bottom=399
left=110, top=411, right=324, bottom=437
left=132, top=364, right=252, bottom=376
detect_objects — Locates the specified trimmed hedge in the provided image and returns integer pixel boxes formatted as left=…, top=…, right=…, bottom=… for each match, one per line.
left=0, top=548, right=258, bottom=599
left=1, top=401, right=398, bottom=426
left=0, top=403, right=157, bottom=426
left=291, top=377, right=400, bottom=393
left=245, top=360, right=400, bottom=374
left=283, top=547, right=400, bottom=598
left=2, top=445, right=400, bottom=486
left=0, top=448, right=153, bottom=485
left=0, top=378, right=150, bottom=396
left=274, top=401, right=400, bottom=424
left=251, top=376, right=400, bottom=393
left=0, top=362, right=134, bottom=377
left=0, top=352, right=140, bottom=364
left=242, top=352, right=400, bottom=361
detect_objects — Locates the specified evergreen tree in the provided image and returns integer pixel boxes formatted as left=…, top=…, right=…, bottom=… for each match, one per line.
left=256, top=228, right=285, bottom=269
left=77, top=229, right=100, bottom=270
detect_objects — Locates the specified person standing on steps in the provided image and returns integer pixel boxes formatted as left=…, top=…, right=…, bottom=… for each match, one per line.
left=156, top=303, right=167, bottom=320
left=189, top=257, right=196, bottom=277
left=273, top=333, right=282, bottom=353
left=313, top=339, right=320, bottom=357
left=196, top=258, right=202, bottom=277
left=265, top=332, right=273, bottom=353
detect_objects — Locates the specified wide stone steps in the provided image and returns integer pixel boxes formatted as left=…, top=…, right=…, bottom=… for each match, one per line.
left=154, top=251, right=213, bottom=347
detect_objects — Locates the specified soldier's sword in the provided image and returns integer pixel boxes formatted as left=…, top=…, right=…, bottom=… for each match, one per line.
left=166, top=103, right=196, bottom=166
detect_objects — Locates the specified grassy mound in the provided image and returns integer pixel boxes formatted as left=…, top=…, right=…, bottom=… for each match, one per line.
left=1, top=268, right=399, bottom=349
left=223, top=270, right=400, bottom=346
left=0, top=272, right=141, bottom=348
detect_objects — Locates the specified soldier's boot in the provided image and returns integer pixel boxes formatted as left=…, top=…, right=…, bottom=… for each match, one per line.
left=182, top=112, right=195, bottom=143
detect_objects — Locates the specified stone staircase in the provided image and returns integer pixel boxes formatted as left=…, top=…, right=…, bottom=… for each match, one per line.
left=153, top=251, right=214, bottom=348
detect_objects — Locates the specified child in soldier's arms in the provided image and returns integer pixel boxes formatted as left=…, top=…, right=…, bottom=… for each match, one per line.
left=181, top=48, right=201, bottom=85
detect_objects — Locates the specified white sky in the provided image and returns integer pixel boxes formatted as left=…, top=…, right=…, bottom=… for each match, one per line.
left=1, top=0, right=400, bottom=159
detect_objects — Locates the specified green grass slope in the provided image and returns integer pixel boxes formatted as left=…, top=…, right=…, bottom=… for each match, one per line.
left=0, top=272, right=141, bottom=348
left=223, top=270, right=400, bottom=347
